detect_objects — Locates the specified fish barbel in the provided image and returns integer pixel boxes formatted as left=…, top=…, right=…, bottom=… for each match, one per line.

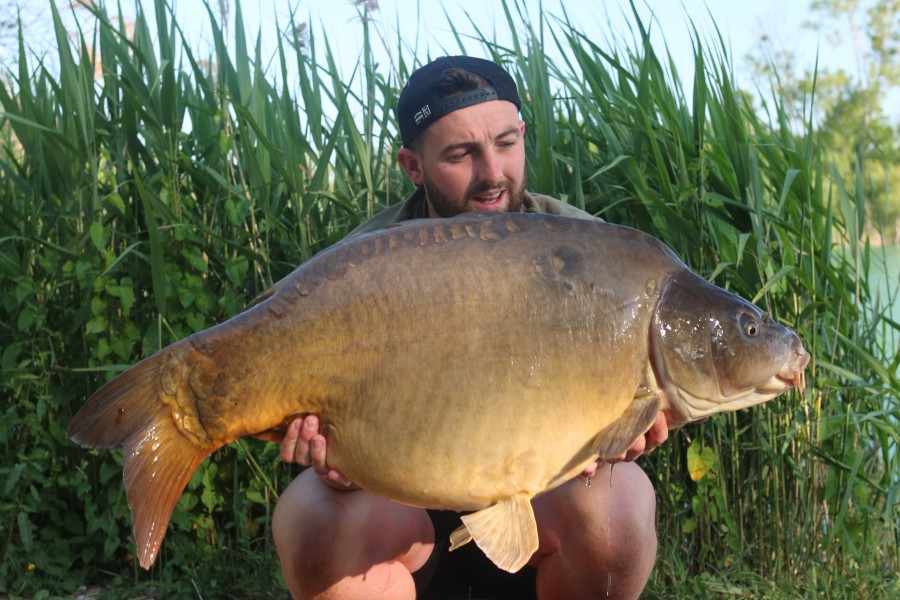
left=67, top=212, right=810, bottom=572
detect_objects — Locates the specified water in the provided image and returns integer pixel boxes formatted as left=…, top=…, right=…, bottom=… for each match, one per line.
left=870, top=246, right=899, bottom=375
left=871, top=245, right=899, bottom=323
left=871, top=246, right=899, bottom=471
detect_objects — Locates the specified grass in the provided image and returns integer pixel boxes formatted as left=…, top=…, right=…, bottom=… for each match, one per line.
left=0, top=0, right=897, bottom=597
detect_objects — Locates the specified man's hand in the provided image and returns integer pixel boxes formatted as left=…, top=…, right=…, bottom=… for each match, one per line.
left=281, top=416, right=357, bottom=490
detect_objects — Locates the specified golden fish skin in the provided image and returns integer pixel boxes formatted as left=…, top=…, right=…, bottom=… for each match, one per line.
left=67, top=212, right=808, bottom=572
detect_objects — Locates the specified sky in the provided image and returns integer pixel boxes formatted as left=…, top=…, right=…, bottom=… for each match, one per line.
left=30, top=0, right=889, bottom=126
left=160, top=0, right=857, bottom=96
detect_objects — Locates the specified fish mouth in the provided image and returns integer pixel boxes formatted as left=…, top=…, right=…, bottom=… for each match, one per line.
left=742, top=349, right=810, bottom=399
left=773, top=349, right=811, bottom=394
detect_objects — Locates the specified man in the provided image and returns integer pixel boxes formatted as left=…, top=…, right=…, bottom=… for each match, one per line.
left=273, top=56, right=669, bottom=600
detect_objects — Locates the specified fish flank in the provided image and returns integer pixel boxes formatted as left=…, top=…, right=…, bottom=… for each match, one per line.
left=478, top=218, right=505, bottom=241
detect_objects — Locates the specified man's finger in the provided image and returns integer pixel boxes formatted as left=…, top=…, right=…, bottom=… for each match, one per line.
left=580, top=461, right=599, bottom=478
left=301, top=415, right=320, bottom=441
left=279, top=418, right=303, bottom=463
left=645, top=414, right=669, bottom=447
left=310, top=436, right=327, bottom=474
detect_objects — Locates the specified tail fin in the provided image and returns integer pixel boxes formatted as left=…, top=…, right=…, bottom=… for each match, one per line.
left=68, top=353, right=214, bottom=569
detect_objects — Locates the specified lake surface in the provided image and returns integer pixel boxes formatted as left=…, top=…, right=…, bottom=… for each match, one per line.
left=871, top=246, right=898, bottom=376
left=871, top=245, right=899, bottom=323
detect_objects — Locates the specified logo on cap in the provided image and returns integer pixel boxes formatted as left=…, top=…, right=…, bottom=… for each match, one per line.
left=414, top=105, right=432, bottom=125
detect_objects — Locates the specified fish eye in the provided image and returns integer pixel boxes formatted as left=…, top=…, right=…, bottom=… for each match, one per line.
left=743, top=320, right=759, bottom=337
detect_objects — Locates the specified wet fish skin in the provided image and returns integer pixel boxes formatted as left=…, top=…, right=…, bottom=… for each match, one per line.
left=67, top=212, right=809, bottom=572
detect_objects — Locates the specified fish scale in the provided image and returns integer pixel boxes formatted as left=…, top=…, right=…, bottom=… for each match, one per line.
left=67, top=212, right=809, bottom=573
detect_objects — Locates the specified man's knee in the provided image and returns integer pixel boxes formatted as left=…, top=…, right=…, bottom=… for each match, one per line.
left=604, top=462, right=657, bottom=574
left=273, top=470, right=345, bottom=596
left=532, top=462, right=657, bottom=600
left=273, top=470, right=435, bottom=599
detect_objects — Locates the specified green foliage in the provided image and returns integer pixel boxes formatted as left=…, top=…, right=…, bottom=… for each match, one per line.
left=0, top=0, right=897, bottom=597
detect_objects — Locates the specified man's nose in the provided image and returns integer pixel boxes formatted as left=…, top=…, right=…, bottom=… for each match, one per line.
left=475, top=150, right=504, bottom=184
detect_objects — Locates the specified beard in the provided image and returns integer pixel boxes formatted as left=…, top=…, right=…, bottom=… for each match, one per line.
left=423, top=172, right=526, bottom=218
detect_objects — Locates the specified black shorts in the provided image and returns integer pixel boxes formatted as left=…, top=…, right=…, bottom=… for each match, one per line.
left=414, top=509, right=538, bottom=600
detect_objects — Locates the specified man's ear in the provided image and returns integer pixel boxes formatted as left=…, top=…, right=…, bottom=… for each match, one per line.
left=397, top=147, right=425, bottom=186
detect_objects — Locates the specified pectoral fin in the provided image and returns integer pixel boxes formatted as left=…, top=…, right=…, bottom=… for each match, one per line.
left=591, top=395, right=661, bottom=460
left=448, top=494, right=538, bottom=573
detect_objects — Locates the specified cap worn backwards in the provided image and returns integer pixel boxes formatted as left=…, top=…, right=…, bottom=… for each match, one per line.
left=397, top=56, right=522, bottom=147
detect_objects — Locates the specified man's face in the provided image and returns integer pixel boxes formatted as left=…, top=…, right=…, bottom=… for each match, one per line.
left=398, top=101, right=527, bottom=218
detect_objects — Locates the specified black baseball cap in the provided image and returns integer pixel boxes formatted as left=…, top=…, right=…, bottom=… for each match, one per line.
left=397, top=56, right=522, bottom=147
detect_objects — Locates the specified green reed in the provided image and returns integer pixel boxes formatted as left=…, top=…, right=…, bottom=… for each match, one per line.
left=0, top=0, right=896, bottom=597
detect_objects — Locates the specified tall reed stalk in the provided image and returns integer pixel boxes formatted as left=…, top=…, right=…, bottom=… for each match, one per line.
left=0, top=0, right=896, bottom=596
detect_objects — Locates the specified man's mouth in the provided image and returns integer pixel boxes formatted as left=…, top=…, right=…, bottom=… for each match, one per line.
left=470, top=189, right=506, bottom=209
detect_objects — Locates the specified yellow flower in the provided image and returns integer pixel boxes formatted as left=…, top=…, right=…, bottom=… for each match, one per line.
left=27, top=563, right=36, bottom=570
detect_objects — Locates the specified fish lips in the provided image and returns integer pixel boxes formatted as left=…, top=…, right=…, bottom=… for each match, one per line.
left=770, top=346, right=811, bottom=394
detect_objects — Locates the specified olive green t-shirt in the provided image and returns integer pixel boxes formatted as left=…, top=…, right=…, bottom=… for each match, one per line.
left=348, top=187, right=600, bottom=238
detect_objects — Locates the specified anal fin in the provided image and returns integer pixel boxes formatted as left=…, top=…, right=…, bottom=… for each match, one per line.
left=449, top=494, right=538, bottom=573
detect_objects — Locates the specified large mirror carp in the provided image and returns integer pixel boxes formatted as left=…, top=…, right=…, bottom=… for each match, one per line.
left=68, top=212, right=810, bottom=572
